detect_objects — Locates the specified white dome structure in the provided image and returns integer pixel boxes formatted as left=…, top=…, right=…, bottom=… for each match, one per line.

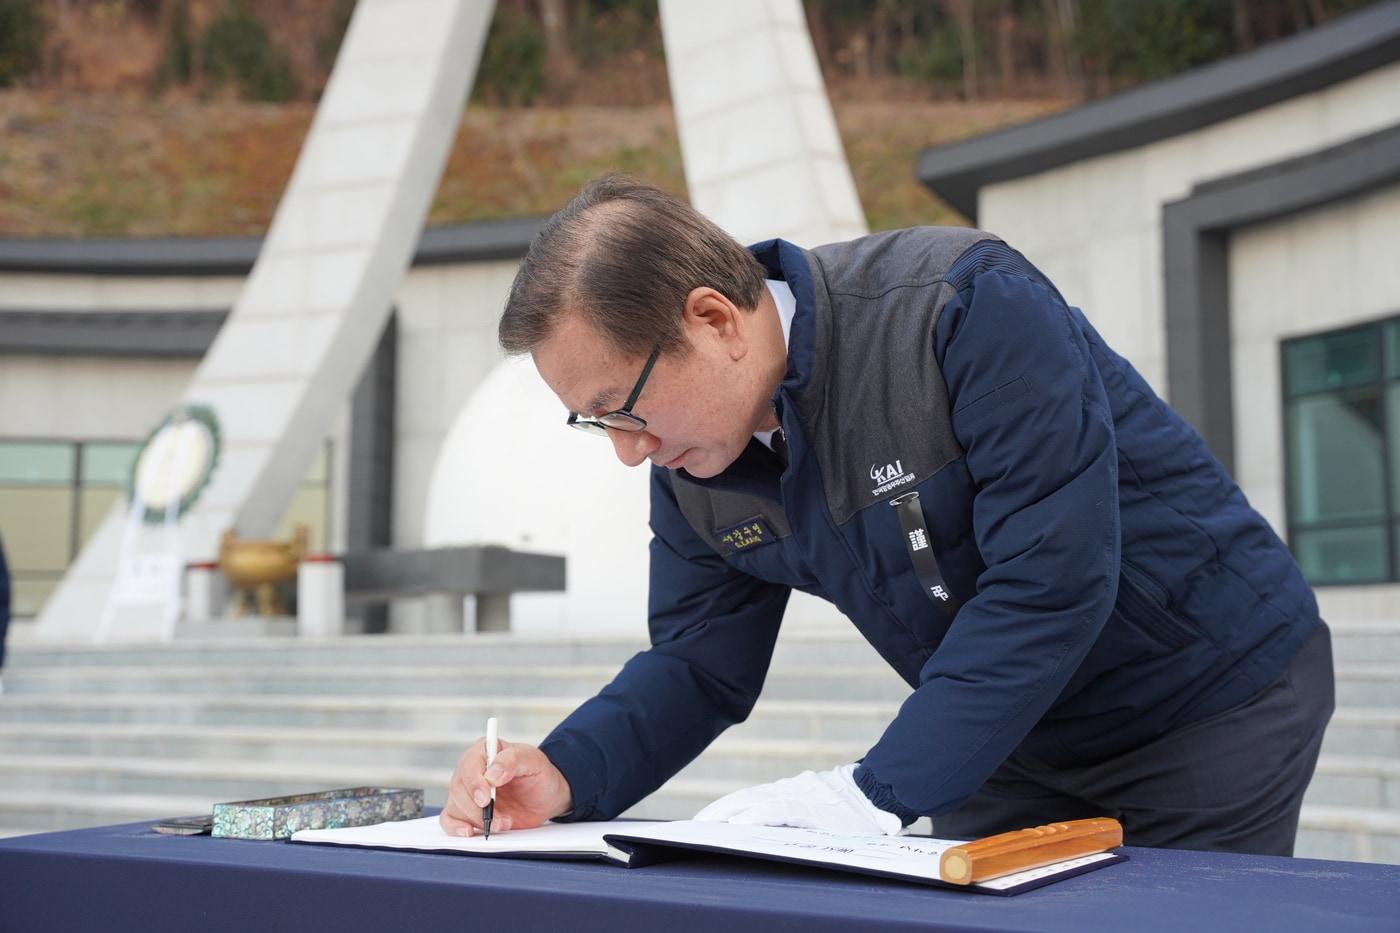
left=423, top=355, right=652, bottom=636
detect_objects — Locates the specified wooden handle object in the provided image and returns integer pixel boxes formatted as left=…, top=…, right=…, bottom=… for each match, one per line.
left=938, top=817, right=1123, bottom=885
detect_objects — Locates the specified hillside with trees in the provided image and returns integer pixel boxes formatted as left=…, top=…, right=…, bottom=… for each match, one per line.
left=0, top=0, right=1381, bottom=236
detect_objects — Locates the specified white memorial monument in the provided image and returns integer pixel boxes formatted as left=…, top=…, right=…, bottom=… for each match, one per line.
left=36, top=0, right=496, bottom=640
left=39, top=0, right=867, bottom=640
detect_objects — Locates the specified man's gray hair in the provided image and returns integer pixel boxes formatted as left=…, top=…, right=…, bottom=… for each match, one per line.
left=498, top=175, right=767, bottom=359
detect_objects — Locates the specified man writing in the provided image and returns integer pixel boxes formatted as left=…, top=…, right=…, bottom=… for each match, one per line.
left=440, top=176, right=1334, bottom=853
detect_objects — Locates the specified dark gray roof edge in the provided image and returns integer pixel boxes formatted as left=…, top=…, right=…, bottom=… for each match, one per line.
left=415, top=216, right=544, bottom=265
left=917, top=1, right=1400, bottom=220
left=0, top=307, right=228, bottom=357
left=1187, top=121, right=1400, bottom=204
left=0, top=215, right=545, bottom=276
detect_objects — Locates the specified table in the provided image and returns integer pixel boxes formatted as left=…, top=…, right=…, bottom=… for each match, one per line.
left=2, top=818, right=1398, bottom=932
left=341, top=545, right=565, bottom=632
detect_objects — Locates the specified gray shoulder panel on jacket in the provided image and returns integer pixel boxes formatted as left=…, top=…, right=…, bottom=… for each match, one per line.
left=802, top=227, right=998, bottom=525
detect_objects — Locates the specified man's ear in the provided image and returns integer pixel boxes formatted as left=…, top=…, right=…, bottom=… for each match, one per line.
left=683, top=287, right=744, bottom=343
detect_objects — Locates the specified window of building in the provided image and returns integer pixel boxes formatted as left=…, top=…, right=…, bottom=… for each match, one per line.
left=0, top=440, right=331, bottom=617
left=1282, top=317, right=1400, bottom=585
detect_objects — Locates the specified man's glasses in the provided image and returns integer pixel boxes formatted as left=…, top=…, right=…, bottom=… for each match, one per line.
left=566, top=343, right=663, bottom=436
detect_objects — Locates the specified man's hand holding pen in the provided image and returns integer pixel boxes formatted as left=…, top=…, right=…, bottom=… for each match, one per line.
left=439, top=730, right=574, bottom=838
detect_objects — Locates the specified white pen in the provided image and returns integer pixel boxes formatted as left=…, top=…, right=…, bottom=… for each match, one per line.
left=483, top=717, right=498, bottom=840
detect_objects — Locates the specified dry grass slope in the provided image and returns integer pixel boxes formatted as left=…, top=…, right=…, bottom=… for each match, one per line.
left=0, top=92, right=1069, bottom=238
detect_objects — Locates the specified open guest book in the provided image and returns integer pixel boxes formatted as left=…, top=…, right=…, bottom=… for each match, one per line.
left=291, top=815, right=1126, bottom=896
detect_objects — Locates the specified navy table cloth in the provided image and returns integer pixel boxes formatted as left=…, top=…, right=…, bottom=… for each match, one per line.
left=2, top=817, right=1398, bottom=932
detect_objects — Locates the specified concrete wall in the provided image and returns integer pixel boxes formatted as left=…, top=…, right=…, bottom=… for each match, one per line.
left=979, top=59, right=1400, bottom=397
left=0, top=273, right=234, bottom=449
left=0, top=273, right=243, bottom=311
left=1230, top=181, right=1400, bottom=622
left=0, top=354, right=197, bottom=443
left=977, top=59, right=1400, bottom=622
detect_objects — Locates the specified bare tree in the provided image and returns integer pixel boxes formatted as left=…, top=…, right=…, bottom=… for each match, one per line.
left=870, top=0, right=893, bottom=81
left=1042, top=0, right=1082, bottom=96
left=995, top=0, right=1017, bottom=94
left=941, top=0, right=978, bottom=100
left=1232, top=0, right=1255, bottom=50
left=537, top=0, right=576, bottom=99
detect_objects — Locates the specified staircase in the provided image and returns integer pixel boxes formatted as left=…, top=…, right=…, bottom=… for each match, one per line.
left=1296, top=621, right=1400, bottom=863
left=0, top=622, right=895, bottom=836
left=0, top=620, right=1396, bottom=863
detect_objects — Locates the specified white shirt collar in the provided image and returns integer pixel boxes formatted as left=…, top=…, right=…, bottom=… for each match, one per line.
left=753, top=279, right=796, bottom=451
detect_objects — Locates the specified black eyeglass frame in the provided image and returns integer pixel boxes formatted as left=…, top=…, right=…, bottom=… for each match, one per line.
left=566, top=343, right=663, bottom=436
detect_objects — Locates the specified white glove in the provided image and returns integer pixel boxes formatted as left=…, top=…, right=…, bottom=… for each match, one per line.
left=694, top=763, right=906, bottom=836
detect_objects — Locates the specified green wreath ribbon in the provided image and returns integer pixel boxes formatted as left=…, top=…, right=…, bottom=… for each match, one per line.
left=126, top=404, right=222, bottom=523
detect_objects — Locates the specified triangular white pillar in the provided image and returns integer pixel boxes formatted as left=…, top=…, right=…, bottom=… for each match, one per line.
left=659, top=0, right=868, bottom=245
left=37, top=0, right=496, bottom=641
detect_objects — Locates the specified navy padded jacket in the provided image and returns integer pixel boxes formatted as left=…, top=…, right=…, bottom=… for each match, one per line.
left=538, top=229, right=1320, bottom=824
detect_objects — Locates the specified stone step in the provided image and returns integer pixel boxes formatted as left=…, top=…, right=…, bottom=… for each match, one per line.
left=1304, top=757, right=1400, bottom=810
left=0, top=694, right=901, bottom=742
left=1320, top=709, right=1400, bottom=758
left=5, top=691, right=1399, bottom=756
left=0, top=749, right=872, bottom=809
left=0, top=722, right=487, bottom=767
left=1295, top=805, right=1400, bottom=864
left=3, top=624, right=1395, bottom=852
left=4, top=639, right=635, bottom=669
left=0, top=763, right=736, bottom=831
left=3, top=619, right=38, bottom=644
left=11, top=619, right=1394, bottom=670
left=0, top=755, right=451, bottom=805
left=0, top=790, right=224, bottom=833
left=2, top=717, right=1393, bottom=812
left=1326, top=622, right=1400, bottom=664
left=0, top=663, right=911, bottom=703
left=7, top=656, right=1394, bottom=707
left=2, top=696, right=1397, bottom=757
left=1333, top=666, right=1400, bottom=707
left=2, top=631, right=887, bottom=671
left=0, top=722, right=867, bottom=785
left=0, top=664, right=620, bottom=698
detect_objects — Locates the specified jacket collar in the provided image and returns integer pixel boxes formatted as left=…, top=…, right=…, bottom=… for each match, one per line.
left=748, top=238, right=823, bottom=405
left=675, top=239, right=823, bottom=501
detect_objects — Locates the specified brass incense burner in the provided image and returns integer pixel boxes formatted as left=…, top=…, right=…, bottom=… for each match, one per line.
left=219, top=525, right=309, bottom=617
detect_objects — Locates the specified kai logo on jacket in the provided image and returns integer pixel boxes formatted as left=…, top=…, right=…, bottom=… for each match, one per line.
left=870, top=459, right=915, bottom=496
